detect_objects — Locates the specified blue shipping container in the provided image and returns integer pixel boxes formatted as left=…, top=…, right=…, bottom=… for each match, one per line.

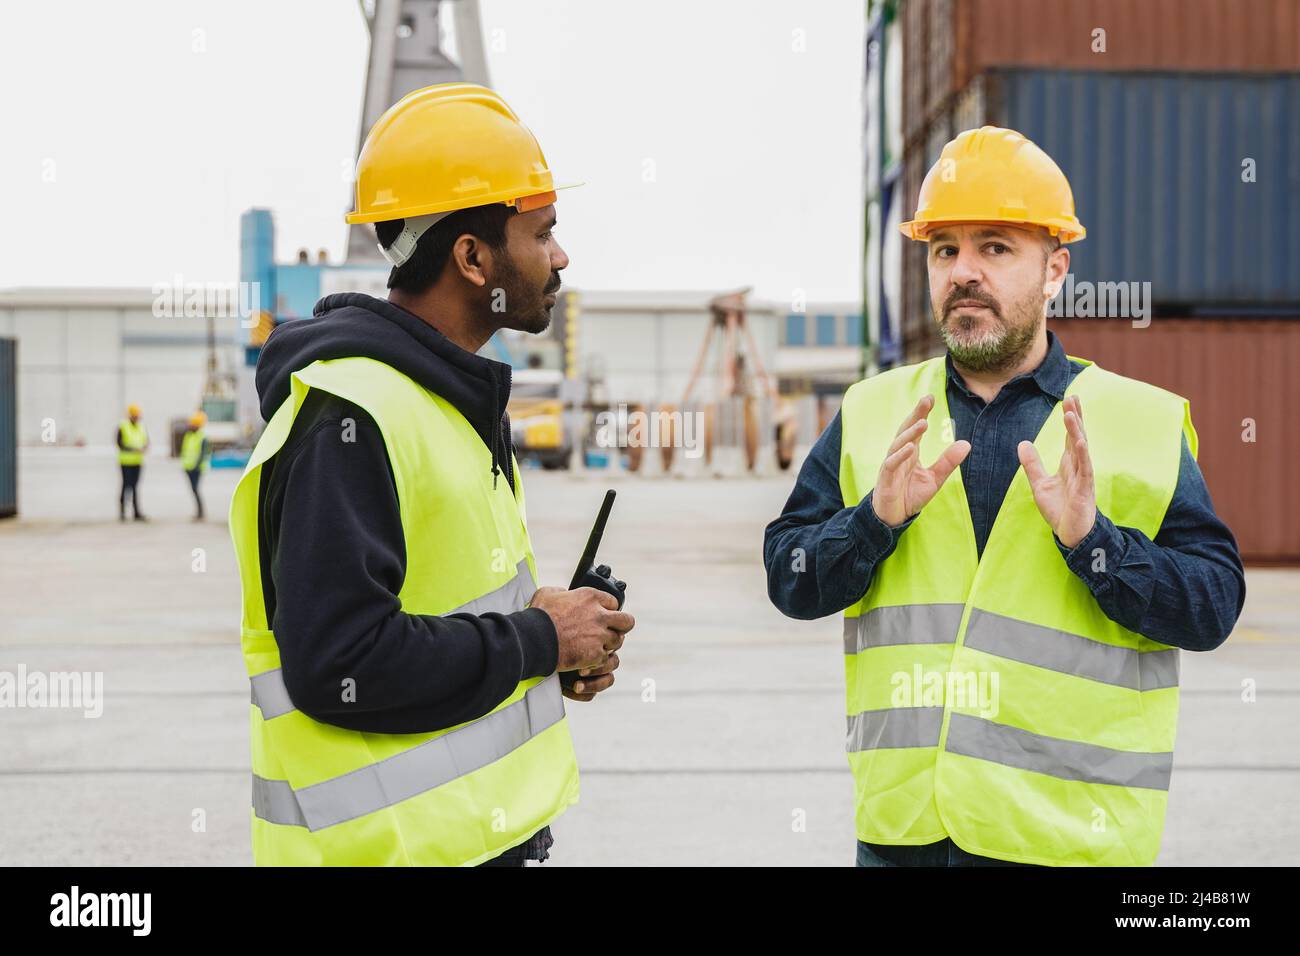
left=982, top=70, right=1300, bottom=309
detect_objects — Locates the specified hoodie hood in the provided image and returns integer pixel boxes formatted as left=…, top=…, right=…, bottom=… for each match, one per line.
left=255, top=292, right=516, bottom=488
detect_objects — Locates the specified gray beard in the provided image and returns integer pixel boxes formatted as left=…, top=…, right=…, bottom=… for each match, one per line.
left=940, top=308, right=1042, bottom=374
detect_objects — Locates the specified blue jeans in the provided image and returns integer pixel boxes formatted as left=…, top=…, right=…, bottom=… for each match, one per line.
left=856, top=838, right=1043, bottom=867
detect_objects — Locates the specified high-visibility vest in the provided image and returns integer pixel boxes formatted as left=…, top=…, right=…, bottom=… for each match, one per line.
left=180, top=427, right=208, bottom=472
left=118, top=420, right=147, bottom=466
left=228, top=356, right=579, bottom=866
left=838, top=355, right=1197, bottom=866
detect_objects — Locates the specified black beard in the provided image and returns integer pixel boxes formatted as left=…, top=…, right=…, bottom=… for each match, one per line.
left=488, top=254, right=554, bottom=334
left=517, top=309, right=551, bottom=335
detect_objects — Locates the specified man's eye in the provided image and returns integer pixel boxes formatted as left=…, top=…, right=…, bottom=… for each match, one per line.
left=988, top=243, right=1009, bottom=254
left=540, top=231, right=553, bottom=241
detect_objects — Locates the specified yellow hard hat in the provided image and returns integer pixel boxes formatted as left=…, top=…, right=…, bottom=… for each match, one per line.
left=900, top=126, right=1085, bottom=244
left=126, top=403, right=141, bottom=417
left=347, top=84, right=577, bottom=264
left=190, top=411, right=207, bottom=428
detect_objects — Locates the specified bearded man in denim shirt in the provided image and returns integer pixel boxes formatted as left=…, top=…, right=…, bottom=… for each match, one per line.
left=763, top=128, right=1244, bottom=867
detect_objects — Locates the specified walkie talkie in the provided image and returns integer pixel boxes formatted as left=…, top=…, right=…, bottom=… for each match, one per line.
left=562, top=490, right=626, bottom=690
left=568, top=489, right=626, bottom=608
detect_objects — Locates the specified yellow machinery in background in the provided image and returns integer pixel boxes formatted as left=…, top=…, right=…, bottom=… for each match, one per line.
left=508, top=368, right=569, bottom=469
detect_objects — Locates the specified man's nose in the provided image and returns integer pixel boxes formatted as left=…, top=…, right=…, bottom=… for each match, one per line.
left=551, top=241, right=570, bottom=272
left=949, top=246, right=983, bottom=286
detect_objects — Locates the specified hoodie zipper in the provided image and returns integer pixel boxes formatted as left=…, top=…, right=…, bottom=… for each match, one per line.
left=488, top=364, right=515, bottom=494
left=489, top=364, right=501, bottom=490
left=502, top=413, right=515, bottom=492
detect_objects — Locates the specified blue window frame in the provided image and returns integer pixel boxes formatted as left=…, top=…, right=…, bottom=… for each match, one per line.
left=845, top=313, right=863, bottom=345
left=785, top=313, right=806, bottom=346
left=815, top=314, right=837, bottom=346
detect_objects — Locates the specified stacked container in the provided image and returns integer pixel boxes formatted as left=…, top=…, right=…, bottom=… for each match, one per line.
left=862, top=0, right=905, bottom=371
left=865, top=0, right=1300, bottom=558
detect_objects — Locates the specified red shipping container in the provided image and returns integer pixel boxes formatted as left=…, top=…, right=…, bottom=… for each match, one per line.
left=956, top=0, right=1300, bottom=88
left=904, top=0, right=1300, bottom=141
left=1053, top=317, right=1299, bottom=563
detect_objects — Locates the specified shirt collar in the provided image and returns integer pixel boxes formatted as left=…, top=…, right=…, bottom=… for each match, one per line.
left=945, top=328, right=1070, bottom=401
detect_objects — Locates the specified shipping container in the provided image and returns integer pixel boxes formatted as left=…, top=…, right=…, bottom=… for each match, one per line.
left=951, top=72, right=985, bottom=134
left=865, top=8, right=885, bottom=202
left=865, top=1, right=906, bottom=371
left=905, top=0, right=1300, bottom=138
left=865, top=1, right=906, bottom=196
left=882, top=9, right=905, bottom=175
left=1052, top=317, right=1300, bottom=562
left=902, top=0, right=929, bottom=144
left=899, top=145, right=930, bottom=362
left=894, top=69, right=1300, bottom=358
left=984, top=69, right=1300, bottom=309
left=925, top=0, right=957, bottom=121
left=955, top=0, right=1300, bottom=91
left=879, top=181, right=905, bottom=366
left=0, top=337, right=16, bottom=519
left=923, top=109, right=952, bottom=167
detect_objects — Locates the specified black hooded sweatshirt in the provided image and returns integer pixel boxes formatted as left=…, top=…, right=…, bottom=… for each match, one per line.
left=252, top=292, right=559, bottom=735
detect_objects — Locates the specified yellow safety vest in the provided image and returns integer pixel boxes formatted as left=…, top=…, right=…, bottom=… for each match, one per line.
left=180, top=427, right=208, bottom=472
left=229, top=356, right=579, bottom=865
left=118, top=420, right=147, bottom=466
left=838, top=355, right=1197, bottom=866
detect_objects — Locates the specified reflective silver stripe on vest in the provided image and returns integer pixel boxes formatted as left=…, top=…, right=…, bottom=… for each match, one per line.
left=253, top=672, right=565, bottom=830
left=944, top=712, right=1174, bottom=791
left=250, top=670, right=296, bottom=720
left=963, top=608, right=1180, bottom=691
left=251, top=558, right=535, bottom=720
left=847, top=706, right=945, bottom=752
left=446, top=558, right=538, bottom=618
left=252, top=776, right=307, bottom=827
left=843, top=604, right=965, bottom=655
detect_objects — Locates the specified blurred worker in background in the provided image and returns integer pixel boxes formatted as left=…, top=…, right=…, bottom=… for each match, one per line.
left=765, top=127, right=1244, bottom=867
left=229, top=84, right=633, bottom=868
left=116, top=403, right=149, bottom=522
left=180, top=410, right=210, bottom=520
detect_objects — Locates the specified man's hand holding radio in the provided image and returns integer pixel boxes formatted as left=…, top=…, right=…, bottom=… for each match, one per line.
left=528, top=586, right=634, bottom=701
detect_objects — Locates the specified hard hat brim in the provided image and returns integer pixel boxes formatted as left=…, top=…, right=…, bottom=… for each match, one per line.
left=346, top=181, right=585, bottom=225
left=899, top=217, right=1085, bottom=243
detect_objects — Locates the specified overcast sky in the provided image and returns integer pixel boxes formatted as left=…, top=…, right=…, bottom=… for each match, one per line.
left=0, top=0, right=864, bottom=302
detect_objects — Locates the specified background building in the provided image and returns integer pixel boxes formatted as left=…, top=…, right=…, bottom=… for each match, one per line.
left=0, top=287, right=241, bottom=450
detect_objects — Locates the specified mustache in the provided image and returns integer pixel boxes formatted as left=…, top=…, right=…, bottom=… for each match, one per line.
left=544, top=274, right=562, bottom=295
left=944, top=287, right=1001, bottom=318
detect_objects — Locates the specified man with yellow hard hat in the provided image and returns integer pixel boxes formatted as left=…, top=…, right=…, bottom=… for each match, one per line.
left=228, top=84, right=634, bottom=866
left=117, top=403, right=149, bottom=522
left=765, top=127, right=1244, bottom=866
left=179, top=411, right=210, bottom=521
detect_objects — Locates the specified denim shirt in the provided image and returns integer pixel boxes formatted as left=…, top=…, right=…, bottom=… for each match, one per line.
left=763, top=331, right=1245, bottom=651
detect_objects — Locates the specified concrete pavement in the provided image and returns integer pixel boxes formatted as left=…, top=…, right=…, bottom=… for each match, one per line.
left=1, top=446, right=1296, bottom=865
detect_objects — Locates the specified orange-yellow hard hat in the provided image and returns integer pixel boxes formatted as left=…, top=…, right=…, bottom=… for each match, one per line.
left=347, top=83, right=579, bottom=266
left=189, top=411, right=207, bottom=428
left=126, top=403, right=142, bottom=417
left=900, top=126, right=1085, bottom=244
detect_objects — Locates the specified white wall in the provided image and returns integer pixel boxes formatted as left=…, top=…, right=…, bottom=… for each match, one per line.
left=577, top=300, right=780, bottom=408
left=0, top=300, right=240, bottom=450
